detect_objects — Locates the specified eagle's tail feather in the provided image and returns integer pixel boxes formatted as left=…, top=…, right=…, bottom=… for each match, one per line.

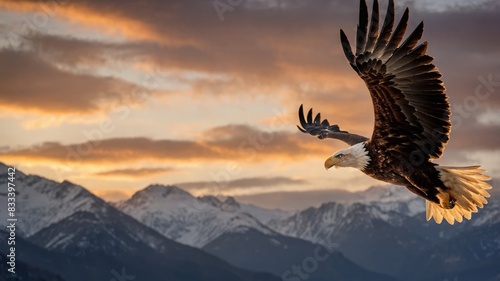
left=427, top=166, right=492, bottom=224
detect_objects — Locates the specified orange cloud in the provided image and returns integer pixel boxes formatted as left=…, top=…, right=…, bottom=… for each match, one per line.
left=93, top=167, right=175, bottom=178
left=15, top=33, right=376, bottom=133
left=1, top=1, right=161, bottom=43
left=0, top=125, right=334, bottom=167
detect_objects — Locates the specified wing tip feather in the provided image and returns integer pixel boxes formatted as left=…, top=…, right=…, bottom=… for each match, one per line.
left=340, top=29, right=356, bottom=64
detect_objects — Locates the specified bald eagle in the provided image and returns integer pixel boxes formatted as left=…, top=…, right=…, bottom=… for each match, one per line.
left=298, top=0, right=492, bottom=224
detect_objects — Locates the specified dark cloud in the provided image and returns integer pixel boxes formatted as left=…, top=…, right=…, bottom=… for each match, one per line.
left=4, top=0, right=499, bottom=121
left=25, top=33, right=130, bottom=66
left=12, top=0, right=499, bottom=76
left=3, top=0, right=361, bottom=86
left=5, top=0, right=497, bottom=121
left=0, top=49, right=141, bottom=114
left=446, top=125, right=500, bottom=151
left=422, top=3, right=500, bottom=55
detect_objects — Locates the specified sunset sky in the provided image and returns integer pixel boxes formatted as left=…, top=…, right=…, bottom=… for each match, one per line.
left=1, top=0, right=499, bottom=209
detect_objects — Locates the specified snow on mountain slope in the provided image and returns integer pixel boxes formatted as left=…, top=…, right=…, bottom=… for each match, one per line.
left=117, top=185, right=280, bottom=247
left=239, top=203, right=290, bottom=224
left=268, top=184, right=499, bottom=253
left=271, top=201, right=422, bottom=248
left=202, top=194, right=291, bottom=223
left=355, top=185, right=423, bottom=209
left=0, top=163, right=106, bottom=237
left=266, top=185, right=431, bottom=249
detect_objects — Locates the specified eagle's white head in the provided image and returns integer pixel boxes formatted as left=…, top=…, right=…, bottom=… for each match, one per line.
left=324, top=142, right=370, bottom=171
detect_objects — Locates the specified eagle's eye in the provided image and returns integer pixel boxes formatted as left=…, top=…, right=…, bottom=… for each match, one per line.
left=336, top=154, right=344, bottom=159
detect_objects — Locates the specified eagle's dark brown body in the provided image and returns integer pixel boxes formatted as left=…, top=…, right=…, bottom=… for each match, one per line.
left=362, top=140, right=446, bottom=205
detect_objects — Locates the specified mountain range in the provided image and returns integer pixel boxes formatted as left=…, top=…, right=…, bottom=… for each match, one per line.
left=1, top=162, right=499, bottom=281
left=0, top=163, right=284, bottom=281
left=116, top=184, right=394, bottom=281
left=268, top=185, right=500, bottom=280
left=116, top=184, right=282, bottom=247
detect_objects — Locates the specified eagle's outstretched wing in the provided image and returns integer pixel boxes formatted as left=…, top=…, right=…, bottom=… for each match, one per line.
left=341, top=0, right=451, bottom=160
left=297, top=104, right=369, bottom=146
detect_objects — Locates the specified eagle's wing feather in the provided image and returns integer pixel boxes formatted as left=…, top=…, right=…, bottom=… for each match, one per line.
left=298, top=105, right=369, bottom=146
left=341, top=0, right=451, bottom=160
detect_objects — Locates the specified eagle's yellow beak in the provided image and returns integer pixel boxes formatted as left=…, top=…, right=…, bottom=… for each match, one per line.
left=324, top=156, right=341, bottom=170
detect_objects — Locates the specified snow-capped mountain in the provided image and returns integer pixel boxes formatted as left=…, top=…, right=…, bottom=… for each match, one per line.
left=117, top=184, right=286, bottom=247
left=115, top=185, right=399, bottom=280
left=266, top=184, right=500, bottom=280
left=267, top=185, right=424, bottom=248
left=200, top=194, right=290, bottom=224
left=268, top=184, right=499, bottom=248
left=26, top=208, right=280, bottom=281
left=270, top=201, right=409, bottom=248
left=239, top=203, right=290, bottom=224
left=347, top=185, right=425, bottom=215
left=0, top=163, right=109, bottom=237
left=0, top=163, right=281, bottom=281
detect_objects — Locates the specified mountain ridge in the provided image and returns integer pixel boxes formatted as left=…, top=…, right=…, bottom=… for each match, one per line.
left=117, top=183, right=282, bottom=247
